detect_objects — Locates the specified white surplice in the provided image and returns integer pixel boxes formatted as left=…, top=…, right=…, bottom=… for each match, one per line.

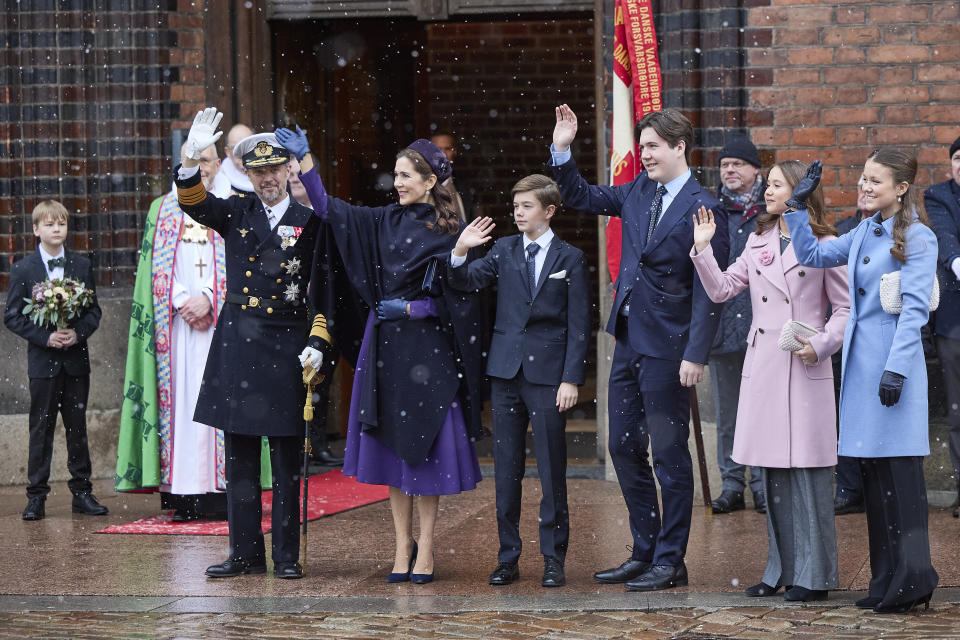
left=165, top=232, right=220, bottom=495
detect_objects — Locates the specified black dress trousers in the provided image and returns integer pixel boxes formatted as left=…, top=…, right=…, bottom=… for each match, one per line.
left=225, top=432, right=301, bottom=564
left=27, top=372, right=93, bottom=498
left=859, top=456, right=939, bottom=607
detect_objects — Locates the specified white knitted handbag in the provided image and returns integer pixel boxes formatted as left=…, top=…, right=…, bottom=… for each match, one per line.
left=777, top=320, right=819, bottom=352
left=879, top=270, right=939, bottom=314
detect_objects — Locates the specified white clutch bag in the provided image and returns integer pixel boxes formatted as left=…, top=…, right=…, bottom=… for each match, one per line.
left=778, top=319, right=819, bottom=352
left=879, top=270, right=939, bottom=314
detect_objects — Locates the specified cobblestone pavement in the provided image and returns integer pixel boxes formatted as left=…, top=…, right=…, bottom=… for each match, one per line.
left=3, top=604, right=960, bottom=639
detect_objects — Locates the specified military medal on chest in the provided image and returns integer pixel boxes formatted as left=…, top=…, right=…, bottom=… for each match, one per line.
left=277, top=224, right=303, bottom=249
left=181, top=220, right=209, bottom=244
left=284, top=257, right=301, bottom=275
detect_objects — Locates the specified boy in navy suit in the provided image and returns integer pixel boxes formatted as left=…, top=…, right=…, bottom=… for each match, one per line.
left=449, top=174, right=590, bottom=588
left=3, top=200, right=106, bottom=520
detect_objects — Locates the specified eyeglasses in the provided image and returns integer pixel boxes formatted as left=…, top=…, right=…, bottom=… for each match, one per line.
left=720, top=160, right=747, bottom=170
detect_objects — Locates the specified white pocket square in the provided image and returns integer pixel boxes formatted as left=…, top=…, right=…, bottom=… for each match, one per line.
left=548, top=270, right=567, bottom=279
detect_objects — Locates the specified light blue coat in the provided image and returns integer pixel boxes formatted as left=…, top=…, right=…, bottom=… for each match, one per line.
left=785, top=209, right=938, bottom=458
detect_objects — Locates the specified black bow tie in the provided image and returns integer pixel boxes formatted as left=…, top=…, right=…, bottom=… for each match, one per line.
left=47, top=257, right=65, bottom=269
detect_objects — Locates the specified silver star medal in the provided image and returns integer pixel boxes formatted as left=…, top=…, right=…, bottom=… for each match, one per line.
left=284, top=282, right=300, bottom=302
left=284, top=257, right=301, bottom=275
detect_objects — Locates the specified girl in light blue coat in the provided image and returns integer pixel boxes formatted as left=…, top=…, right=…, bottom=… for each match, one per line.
left=785, top=149, right=939, bottom=614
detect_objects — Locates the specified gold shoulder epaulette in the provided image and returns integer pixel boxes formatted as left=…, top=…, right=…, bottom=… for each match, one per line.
left=310, top=312, right=332, bottom=345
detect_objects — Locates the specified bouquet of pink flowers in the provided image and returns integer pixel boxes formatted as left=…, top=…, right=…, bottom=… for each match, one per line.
left=22, top=277, right=96, bottom=330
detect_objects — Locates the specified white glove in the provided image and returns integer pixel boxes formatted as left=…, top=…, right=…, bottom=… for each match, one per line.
left=183, top=107, right=224, bottom=160
left=952, top=257, right=960, bottom=281
left=298, top=346, right=323, bottom=371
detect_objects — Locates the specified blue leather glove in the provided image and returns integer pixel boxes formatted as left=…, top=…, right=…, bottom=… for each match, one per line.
left=274, top=125, right=310, bottom=161
left=376, top=298, right=409, bottom=321
left=784, top=160, right=822, bottom=211
left=878, top=370, right=905, bottom=407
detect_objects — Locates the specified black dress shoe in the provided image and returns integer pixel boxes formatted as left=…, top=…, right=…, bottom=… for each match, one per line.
left=172, top=508, right=201, bottom=522
left=274, top=562, right=303, bottom=579
left=72, top=493, right=108, bottom=516
left=855, top=595, right=882, bottom=609
left=953, top=507, right=958, bottom=518
left=311, top=448, right=344, bottom=467
left=784, top=586, right=828, bottom=602
left=489, top=562, right=519, bottom=586
left=205, top=558, right=267, bottom=578
left=711, top=489, right=745, bottom=514
left=542, top=557, right=565, bottom=588
left=22, top=497, right=45, bottom=521
left=594, top=558, right=651, bottom=584
left=834, top=496, right=865, bottom=515
left=873, top=593, right=931, bottom=614
left=753, top=493, right=767, bottom=514
left=745, top=582, right=781, bottom=597
left=625, top=563, right=688, bottom=592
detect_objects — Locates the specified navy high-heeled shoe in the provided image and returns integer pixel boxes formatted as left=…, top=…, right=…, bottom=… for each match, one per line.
left=386, top=541, right=418, bottom=583
left=411, top=553, right=435, bottom=584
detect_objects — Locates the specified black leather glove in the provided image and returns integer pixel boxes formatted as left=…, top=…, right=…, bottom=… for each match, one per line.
left=878, top=370, right=905, bottom=407
left=784, top=160, right=822, bottom=211
left=375, top=298, right=409, bottom=322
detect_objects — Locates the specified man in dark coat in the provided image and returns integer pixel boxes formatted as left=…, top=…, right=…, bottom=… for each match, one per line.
left=174, top=108, right=334, bottom=580
left=709, top=137, right=767, bottom=514
left=926, top=134, right=960, bottom=518
left=550, top=105, right=728, bottom=592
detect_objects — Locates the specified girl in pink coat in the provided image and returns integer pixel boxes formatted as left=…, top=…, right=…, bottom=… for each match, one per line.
left=690, top=160, right=850, bottom=602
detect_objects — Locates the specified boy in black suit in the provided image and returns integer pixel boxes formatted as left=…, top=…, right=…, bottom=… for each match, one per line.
left=3, top=200, right=106, bottom=520
left=448, top=174, right=589, bottom=588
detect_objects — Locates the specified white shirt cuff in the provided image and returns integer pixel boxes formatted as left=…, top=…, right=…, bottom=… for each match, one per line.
left=952, top=256, right=960, bottom=280
left=549, top=144, right=572, bottom=167
left=177, top=164, right=200, bottom=180
left=450, top=251, right=467, bottom=268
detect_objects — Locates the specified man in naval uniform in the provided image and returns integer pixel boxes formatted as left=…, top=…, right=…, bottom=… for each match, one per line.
left=175, top=107, right=334, bottom=580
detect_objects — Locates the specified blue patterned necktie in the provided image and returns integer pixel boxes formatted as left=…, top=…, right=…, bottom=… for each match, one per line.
left=526, top=243, right=540, bottom=292
left=646, top=184, right=668, bottom=243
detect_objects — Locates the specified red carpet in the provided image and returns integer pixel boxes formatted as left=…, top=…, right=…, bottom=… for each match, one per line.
left=96, top=470, right=388, bottom=535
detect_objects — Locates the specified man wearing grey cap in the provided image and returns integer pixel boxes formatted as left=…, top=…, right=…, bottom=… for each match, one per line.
left=174, top=107, right=335, bottom=580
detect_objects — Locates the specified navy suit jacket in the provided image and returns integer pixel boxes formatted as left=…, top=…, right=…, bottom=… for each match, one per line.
left=552, top=157, right=728, bottom=363
left=925, top=178, right=960, bottom=338
left=3, top=250, right=101, bottom=378
left=448, top=233, right=590, bottom=386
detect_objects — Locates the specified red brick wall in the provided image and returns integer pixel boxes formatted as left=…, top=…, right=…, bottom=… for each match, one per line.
left=0, top=0, right=208, bottom=289
left=424, top=17, right=599, bottom=261
left=743, top=0, right=960, bottom=217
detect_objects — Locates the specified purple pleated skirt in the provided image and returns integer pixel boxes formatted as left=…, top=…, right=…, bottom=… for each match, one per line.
left=342, top=312, right=482, bottom=496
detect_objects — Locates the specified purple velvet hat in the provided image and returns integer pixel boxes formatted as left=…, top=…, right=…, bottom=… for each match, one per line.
left=406, top=138, right=452, bottom=182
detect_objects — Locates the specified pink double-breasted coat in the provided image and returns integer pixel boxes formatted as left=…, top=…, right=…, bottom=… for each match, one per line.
left=691, top=225, right=850, bottom=468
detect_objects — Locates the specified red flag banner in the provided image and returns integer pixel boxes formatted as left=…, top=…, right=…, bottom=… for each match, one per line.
left=606, top=0, right=663, bottom=281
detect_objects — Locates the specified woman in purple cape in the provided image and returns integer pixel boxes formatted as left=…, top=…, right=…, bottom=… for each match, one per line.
left=276, top=127, right=483, bottom=584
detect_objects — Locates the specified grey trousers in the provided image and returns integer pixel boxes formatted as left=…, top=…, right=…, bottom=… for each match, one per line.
left=709, top=351, right=763, bottom=497
left=761, top=467, right=839, bottom=591
left=937, top=335, right=960, bottom=492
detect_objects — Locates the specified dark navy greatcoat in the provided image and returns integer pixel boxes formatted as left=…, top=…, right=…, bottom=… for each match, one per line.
left=926, top=179, right=960, bottom=339
left=175, top=167, right=321, bottom=437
